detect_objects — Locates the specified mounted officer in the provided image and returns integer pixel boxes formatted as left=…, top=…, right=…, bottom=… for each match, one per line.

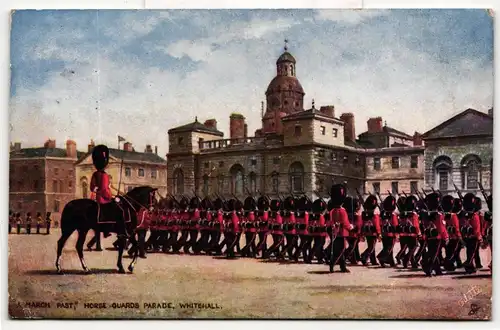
left=90, top=144, right=128, bottom=239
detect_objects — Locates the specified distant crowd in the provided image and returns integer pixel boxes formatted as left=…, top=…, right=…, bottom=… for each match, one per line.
left=8, top=211, right=53, bottom=235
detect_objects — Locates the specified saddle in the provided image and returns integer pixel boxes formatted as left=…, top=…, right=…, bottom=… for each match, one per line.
left=97, top=201, right=131, bottom=225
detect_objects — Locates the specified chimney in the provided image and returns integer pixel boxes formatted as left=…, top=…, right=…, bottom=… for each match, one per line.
left=145, top=144, right=153, bottom=153
left=204, top=119, right=217, bottom=130
left=413, top=132, right=423, bottom=146
left=124, top=142, right=133, bottom=152
left=13, top=142, right=21, bottom=152
left=340, top=113, right=356, bottom=142
left=65, top=140, right=77, bottom=158
left=319, top=105, right=335, bottom=118
left=244, top=124, right=248, bottom=138
left=44, top=139, right=56, bottom=148
left=255, top=129, right=263, bottom=137
left=88, top=139, right=95, bottom=153
left=229, top=113, right=245, bottom=139
left=367, top=117, right=383, bottom=133
left=155, top=146, right=158, bottom=155
left=488, top=108, right=493, bottom=117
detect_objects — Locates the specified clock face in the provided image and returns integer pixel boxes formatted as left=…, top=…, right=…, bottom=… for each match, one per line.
left=270, top=97, right=281, bottom=107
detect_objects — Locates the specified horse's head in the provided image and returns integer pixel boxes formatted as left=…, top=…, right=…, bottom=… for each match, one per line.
left=124, top=186, right=158, bottom=210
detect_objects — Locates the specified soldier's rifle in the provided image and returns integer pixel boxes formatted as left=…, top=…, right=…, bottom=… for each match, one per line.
left=478, top=182, right=491, bottom=212
left=452, top=182, right=464, bottom=201
left=355, top=188, right=365, bottom=205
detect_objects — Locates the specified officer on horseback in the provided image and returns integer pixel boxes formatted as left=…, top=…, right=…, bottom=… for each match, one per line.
left=90, top=144, right=128, bottom=239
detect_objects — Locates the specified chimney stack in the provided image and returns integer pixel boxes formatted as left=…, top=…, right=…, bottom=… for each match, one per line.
left=204, top=119, right=218, bottom=130
left=367, top=117, right=383, bottom=133
left=145, top=144, right=153, bottom=153
left=413, top=132, right=423, bottom=146
left=65, top=140, right=77, bottom=158
left=244, top=124, right=248, bottom=138
left=155, top=146, right=158, bottom=155
left=340, top=113, right=356, bottom=142
left=13, top=142, right=21, bottom=152
left=124, top=142, right=133, bottom=152
left=44, top=139, right=56, bottom=148
left=229, top=113, right=245, bottom=139
left=88, top=139, right=95, bottom=153
left=254, top=129, right=263, bottom=137
left=319, top=105, right=335, bottom=118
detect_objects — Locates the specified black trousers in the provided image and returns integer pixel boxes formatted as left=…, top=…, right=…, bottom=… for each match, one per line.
left=265, top=234, right=284, bottom=258
left=378, top=236, right=396, bottom=266
left=346, top=237, right=361, bottom=263
left=87, top=230, right=103, bottom=250
left=164, top=231, right=179, bottom=252
left=184, top=230, right=199, bottom=253
left=219, top=232, right=239, bottom=257
left=194, top=230, right=211, bottom=254
left=173, top=231, right=189, bottom=252
left=207, top=230, right=222, bottom=253
left=414, top=238, right=426, bottom=264
left=128, top=229, right=147, bottom=257
left=444, top=238, right=461, bottom=270
left=241, top=232, right=258, bottom=257
left=361, top=236, right=378, bottom=265
left=256, top=232, right=268, bottom=255
left=46, top=224, right=51, bottom=235
left=295, top=234, right=312, bottom=261
left=26, top=224, right=31, bottom=234
left=312, top=236, right=326, bottom=263
left=281, top=234, right=299, bottom=259
left=331, top=237, right=348, bottom=271
left=9, top=224, right=12, bottom=234
left=36, top=224, right=41, bottom=234
left=17, top=224, right=21, bottom=234
left=464, top=238, right=480, bottom=269
left=403, top=237, right=419, bottom=268
left=423, top=239, right=442, bottom=275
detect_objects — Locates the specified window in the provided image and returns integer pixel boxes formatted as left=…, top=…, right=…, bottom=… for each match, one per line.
left=434, top=156, right=452, bottom=192
left=271, top=172, right=279, bottom=193
left=273, top=157, right=280, bottom=165
left=54, top=200, right=60, bottom=213
left=343, top=155, right=348, bottom=164
left=331, top=152, right=337, bottom=161
left=249, top=172, right=257, bottom=193
left=320, top=126, right=326, bottom=135
left=294, top=125, right=302, bottom=136
left=138, top=168, right=145, bottom=177
left=230, top=165, right=244, bottom=195
left=53, top=180, right=58, bottom=193
left=151, top=169, right=157, bottom=179
left=410, top=181, right=418, bottom=194
left=318, top=149, right=325, bottom=158
left=289, top=162, right=304, bottom=193
left=438, top=169, right=449, bottom=191
left=68, top=181, right=73, bottom=188
left=204, top=162, right=209, bottom=169
left=391, top=157, right=400, bottom=169
left=199, top=138, right=204, bottom=146
left=411, top=156, right=418, bottom=169
left=219, top=161, right=224, bottom=168
left=127, top=186, right=133, bottom=193
left=173, top=168, right=184, bottom=195
left=59, top=180, right=65, bottom=193
left=372, top=182, right=380, bottom=194
left=391, top=182, right=399, bottom=195
left=203, top=175, right=209, bottom=196
left=250, top=158, right=257, bottom=166
left=54, top=168, right=59, bottom=176
left=82, top=181, right=88, bottom=199
left=125, top=167, right=131, bottom=177
left=178, top=137, right=184, bottom=145
left=461, top=155, right=481, bottom=190
left=332, top=128, right=338, bottom=138
left=374, top=157, right=381, bottom=170
left=217, top=176, right=224, bottom=193
left=355, top=156, right=360, bottom=166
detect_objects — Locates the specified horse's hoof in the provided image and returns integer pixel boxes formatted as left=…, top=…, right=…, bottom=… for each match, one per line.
left=128, top=265, right=134, bottom=273
left=117, top=267, right=126, bottom=274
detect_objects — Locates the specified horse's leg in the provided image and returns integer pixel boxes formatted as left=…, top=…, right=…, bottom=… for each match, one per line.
left=76, top=229, right=90, bottom=273
left=56, top=230, right=74, bottom=274
left=117, top=236, right=126, bottom=273
left=127, top=234, right=139, bottom=273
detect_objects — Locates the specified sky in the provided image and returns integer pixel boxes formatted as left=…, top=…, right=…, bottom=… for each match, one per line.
left=9, top=9, right=494, bottom=157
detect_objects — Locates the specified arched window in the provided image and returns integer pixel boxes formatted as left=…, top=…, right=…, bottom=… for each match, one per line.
left=271, top=172, right=279, bottom=193
left=290, top=65, right=295, bottom=76
left=80, top=177, right=88, bottom=199
left=461, top=155, right=482, bottom=190
left=202, top=175, right=209, bottom=196
left=433, top=156, right=452, bottom=191
left=230, top=164, right=244, bottom=195
left=173, top=168, right=184, bottom=195
left=289, top=162, right=305, bottom=193
left=249, top=172, right=257, bottom=193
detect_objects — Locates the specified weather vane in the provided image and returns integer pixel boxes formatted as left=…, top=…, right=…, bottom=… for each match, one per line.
left=284, top=39, right=289, bottom=51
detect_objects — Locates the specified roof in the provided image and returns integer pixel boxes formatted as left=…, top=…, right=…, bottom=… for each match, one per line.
left=266, top=75, right=304, bottom=95
left=422, top=108, right=493, bottom=140
left=10, top=147, right=85, bottom=159
left=76, top=148, right=167, bottom=165
left=282, top=108, right=342, bottom=124
left=358, top=125, right=413, bottom=139
left=168, top=119, right=224, bottom=136
left=277, top=51, right=296, bottom=64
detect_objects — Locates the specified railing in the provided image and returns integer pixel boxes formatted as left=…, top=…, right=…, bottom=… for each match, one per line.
left=199, top=136, right=284, bottom=151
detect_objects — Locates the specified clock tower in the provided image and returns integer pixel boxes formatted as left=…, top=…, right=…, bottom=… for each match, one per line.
left=262, top=40, right=305, bottom=135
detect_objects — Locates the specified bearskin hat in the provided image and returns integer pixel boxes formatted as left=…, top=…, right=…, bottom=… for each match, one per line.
left=179, top=196, right=189, bottom=209
left=312, top=198, right=327, bottom=213
left=300, top=196, right=313, bottom=212
left=189, top=196, right=201, bottom=209
left=27, top=212, right=31, bottom=217
left=270, top=199, right=281, bottom=212
left=213, top=198, right=224, bottom=210
left=425, top=192, right=441, bottom=211
left=244, top=196, right=257, bottom=211
left=383, top=195, right=397, bottom=213
left=16, top=212, right=21, bottom=217
left=405, top=195, right=418, bottom=212
left=284, top=196, right=295, bottom=210
left=441, top=195, right=455, bottom=213
left=201, top=197, right=213, bottom=210
left=234, top=199, right=244, bottom=211
left=451, top=198, right=462, bottom=214
left=397, top=196, right=407, bottom=213
left=257, top=196, right=270, bottom=210
left=343, top=196, right=356, bottom=214
left=473, top=197, right=482, bottom=212
left=91, top=144, right=109, bottom=171
left=330, top=184, right=347, bottom=207
left=462, top=193, right=476, bottom=212
left=363, top=195, right=378, bottom=211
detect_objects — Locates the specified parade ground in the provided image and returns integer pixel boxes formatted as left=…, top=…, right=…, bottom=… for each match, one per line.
left=8, top=229, right=492, bottom=320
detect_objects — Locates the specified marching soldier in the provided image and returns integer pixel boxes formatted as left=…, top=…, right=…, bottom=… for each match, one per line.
left=241, top=196, right=258, bottom=258
left=482, top=194, right=492, bottom=270
left=395, top=196, right=407, bottom=265
left=280, top=196, right=299, bottom=260
left=360, top=195, right=381, bottom=266
left=421, top=192, right=448, bottom=276
left=442, top=195, right=462, bottom=271
left=45, top=212, right=52, bottom=235
left=172, top=196, right=190, bottom=253
left=309, top=196, right=327, bottom=264
left=473, top=197, right=484, bottom=269
left=207, top=197, right=224, bottom=255
left=377, top=195, right=399, bottom=267
left=328, top=184, right=353, bottom=273
left=194, top=197, right=214, bottom=254
left=344, top=196, right=363, bottom=265
left=8, top=211, right=13, bottom=234
left=397, top=196, right=421, bottom=269
left=128, top=207, right=150, bottom=258
left=293, top=197, right=311, bottom=262
left=264, top=199, right=284, bottom=259
left=255, top=196, right=270, bottom=258
left=25, top=212, right=32, bottom=235
left=184, top=196, right=202, bottom=254
left=36, top=212, right=43, bottom=234
left=460, top=193, right=483, bottom=273
left=16, top=212, right=22, bottom=234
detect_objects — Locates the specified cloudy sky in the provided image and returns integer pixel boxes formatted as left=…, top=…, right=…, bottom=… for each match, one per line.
left=9, top=9, right=493, bottom=156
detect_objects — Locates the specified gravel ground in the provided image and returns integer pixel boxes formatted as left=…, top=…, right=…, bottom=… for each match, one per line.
left=8, top=230, right=492, bottom=320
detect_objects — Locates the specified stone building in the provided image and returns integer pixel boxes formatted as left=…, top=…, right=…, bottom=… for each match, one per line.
left=9, top=139, right=85, bottom=225
left=422, top=108, right=493, bottom=207
left=166, top=45, right=425, bottom=200
left=75, top=140, right=168, bottom=199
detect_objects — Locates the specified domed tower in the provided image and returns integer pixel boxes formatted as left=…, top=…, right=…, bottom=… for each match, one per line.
left=262, top=40, right=305, bottom=135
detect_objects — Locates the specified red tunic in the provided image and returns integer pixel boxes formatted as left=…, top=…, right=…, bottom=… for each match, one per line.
left=296, top=212, right=309, bottom=235
left=310, top=213, right=326, bottom=237
left=257, top=210, right=269, bottom=233
left=445, top=213, right=461, bottom=239
left=271, top=212, right=283, bottom=235
left=362, top=212, right=381, bottom=237
left=381, top=213, right=399, bottom=238
left=90, top=170, right=113, bottom=204
left=283, top=212, right=296, bottom=235
left=399, top=212, right=421, bottom=237
left=246, top=211, right=257, bottom=233
left=330, top=207, right=352, bottom=237
left=428, top=213, right=448, bottom=240
left=349, top=213, right=363, bottom=238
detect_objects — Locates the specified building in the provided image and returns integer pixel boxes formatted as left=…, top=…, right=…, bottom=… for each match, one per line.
left=9, top=139, right=85, bottom=225
left=166, top=44, right=424, bottom=199
left=422, top=108, right=493, bottom=207
left=75, top=140, right=168, bottom=199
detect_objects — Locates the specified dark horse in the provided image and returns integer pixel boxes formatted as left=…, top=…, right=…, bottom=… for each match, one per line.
left=55, top=186, right=157, bottom=274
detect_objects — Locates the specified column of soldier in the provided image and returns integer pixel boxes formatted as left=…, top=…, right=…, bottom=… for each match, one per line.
left=114, top=182, right=492, bottom=276
left=8, top=211, right=53, bottom=235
